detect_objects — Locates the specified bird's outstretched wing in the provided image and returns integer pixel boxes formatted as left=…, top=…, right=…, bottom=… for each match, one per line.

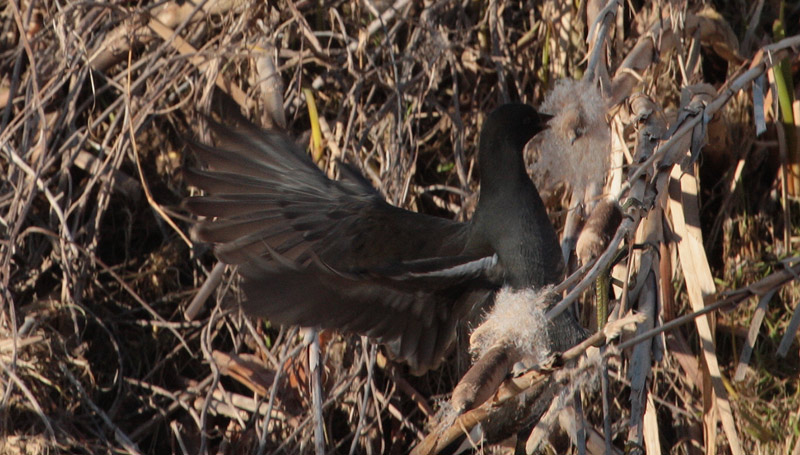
left=239, top=258, right=493, bottom=372
left=184, top=119, right=476, bottom=267
left=184, top=118, right=497, bottom=371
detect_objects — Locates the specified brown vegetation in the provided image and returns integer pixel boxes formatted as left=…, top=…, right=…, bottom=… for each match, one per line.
left=1, top=0, right=800, bottom=453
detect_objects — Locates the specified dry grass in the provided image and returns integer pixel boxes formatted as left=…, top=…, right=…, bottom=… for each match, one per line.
left=1, top=0, right=800, bottom=453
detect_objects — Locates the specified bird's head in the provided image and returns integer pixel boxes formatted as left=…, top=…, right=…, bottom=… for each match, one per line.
left=477, top=103, right=552, bottom=183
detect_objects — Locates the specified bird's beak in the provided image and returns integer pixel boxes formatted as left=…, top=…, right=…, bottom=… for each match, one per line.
left=538, top=113, right=554, bottom=125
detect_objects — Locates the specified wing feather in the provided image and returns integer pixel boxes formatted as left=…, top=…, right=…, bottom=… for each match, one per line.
left=184, top=117, right=499, bottom=371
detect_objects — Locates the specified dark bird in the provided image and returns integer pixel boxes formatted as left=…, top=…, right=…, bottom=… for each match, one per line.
left=184, top=103, right=570, bottom=373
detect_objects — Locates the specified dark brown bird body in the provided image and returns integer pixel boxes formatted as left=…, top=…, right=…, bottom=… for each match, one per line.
left=184, top=104, right=564, bottom=372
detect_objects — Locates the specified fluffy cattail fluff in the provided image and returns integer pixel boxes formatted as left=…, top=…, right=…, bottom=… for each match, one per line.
left=527, top=79, right=611, bottom=195
left=450, top=288, right=553, bottom=413
left=469, top=288, right=552, bottom=362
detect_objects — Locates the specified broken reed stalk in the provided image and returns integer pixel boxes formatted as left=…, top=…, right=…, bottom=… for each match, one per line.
left=621, top=34, right=800, bottom=196
left=420, top=34, right=800, bottom=454
left=551, top=34, right=800, bottom=320
left=6, top=0, right=800, bottom=450
left=417, top=254, right=800, bottom=454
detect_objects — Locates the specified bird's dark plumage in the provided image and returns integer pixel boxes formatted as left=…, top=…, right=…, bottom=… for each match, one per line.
left=184, top=104, right=564, bottom=372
